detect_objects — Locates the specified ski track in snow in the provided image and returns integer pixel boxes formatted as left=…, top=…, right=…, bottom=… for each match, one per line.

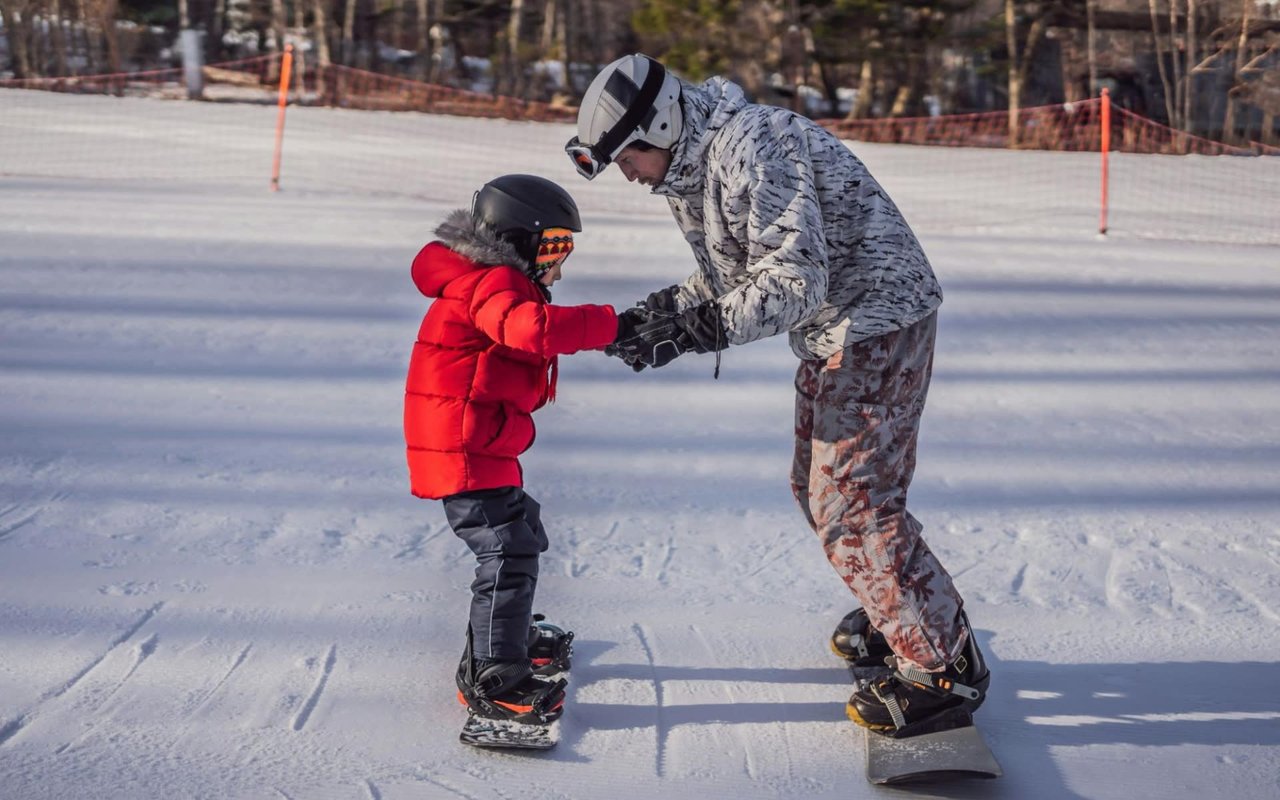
left=291, top=644, right=338, bottom=732
left=0, top=601, right=163, bottom=748
left=0, top=492, right=67, bottom=545
left=691, top=624, right=759, bottom=781
left=52, top=632, right=160, bottom=755
left=190, top=642, right=254, bottom=717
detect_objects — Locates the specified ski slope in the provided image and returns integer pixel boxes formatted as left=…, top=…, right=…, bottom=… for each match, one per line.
left=1, top=91, right=1279, bottom=800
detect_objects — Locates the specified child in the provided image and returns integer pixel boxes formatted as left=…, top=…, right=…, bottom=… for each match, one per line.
left=404, top=174, right=619, bottom=732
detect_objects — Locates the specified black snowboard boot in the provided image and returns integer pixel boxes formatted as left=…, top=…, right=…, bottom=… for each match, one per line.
left=527, top=614, right=573, bottom=677
left=846, top=612, right=990, bottom=737
left=456, top=652, right=566, bottom=725
left=830, top=608, right=893, bottom=671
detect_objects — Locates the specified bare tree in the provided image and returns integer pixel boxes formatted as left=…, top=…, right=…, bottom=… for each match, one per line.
left=1183, top=0, right=1197, bottom=133
left=1220, top=0, right=1252, bottom=143
left=1006, top=0, right=1048, bottom=146
left=503, top=0, right=526, bottom=95
left=0, top=0, right=35, bottom=77
left=342, top=0, right=356, bottom=65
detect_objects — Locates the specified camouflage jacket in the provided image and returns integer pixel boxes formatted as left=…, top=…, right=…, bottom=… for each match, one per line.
left=651, top=77, right=943, bottom=360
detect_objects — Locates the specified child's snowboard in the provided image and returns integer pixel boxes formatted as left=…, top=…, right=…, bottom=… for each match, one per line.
left=459, top=714, right=560, bottom=750
left=458, top=617, right=573, bottom=751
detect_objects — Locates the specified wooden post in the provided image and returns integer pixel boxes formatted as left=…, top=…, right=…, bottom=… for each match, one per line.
left=270, top=44, right=295, bottom=192
left=1099, top=88, right=1110, bottom=236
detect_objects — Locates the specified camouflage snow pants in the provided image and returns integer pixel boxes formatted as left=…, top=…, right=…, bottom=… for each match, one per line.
left=791, top=312, right=966, bottom=672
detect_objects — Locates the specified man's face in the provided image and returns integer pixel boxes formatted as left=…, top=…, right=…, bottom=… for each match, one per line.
left=615, top=145, right=672, bottom=187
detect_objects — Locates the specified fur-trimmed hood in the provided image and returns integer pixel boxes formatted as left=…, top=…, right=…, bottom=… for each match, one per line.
left=413, top=209, right=551, bottom=301
left=432, top=208, right=531, bottom=271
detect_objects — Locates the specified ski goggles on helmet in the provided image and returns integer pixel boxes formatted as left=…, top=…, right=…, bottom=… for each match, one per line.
left=565, top=138, right=609, bottom=180
left=564, top=60, right=668, bottom=180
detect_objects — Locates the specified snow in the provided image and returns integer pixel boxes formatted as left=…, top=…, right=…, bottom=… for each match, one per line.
left=2, top=89, right=1279, bottom=800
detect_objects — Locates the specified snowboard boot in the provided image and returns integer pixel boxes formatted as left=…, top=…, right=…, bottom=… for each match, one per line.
left=527, top=614, right=573, bottom=678
left=830, top=608, right=893, bottom=672
left=846, top=612, right=990, bottom=738
left=456, top=652, right=566, bottom=725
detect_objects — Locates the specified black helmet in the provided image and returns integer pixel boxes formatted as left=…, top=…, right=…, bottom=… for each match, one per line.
left=472, top=174, right=582, bottom=238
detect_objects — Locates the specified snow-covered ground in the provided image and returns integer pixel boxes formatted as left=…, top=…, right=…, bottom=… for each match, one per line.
left=1, top=90, right=1279, bottom=800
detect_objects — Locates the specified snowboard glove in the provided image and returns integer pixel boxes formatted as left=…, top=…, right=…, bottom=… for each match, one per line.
left=641, top=284, right=681, bottom=313
left=609, top=300, right=726, bottom=370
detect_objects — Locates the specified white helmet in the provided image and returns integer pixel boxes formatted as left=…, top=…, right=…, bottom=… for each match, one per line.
left=565, top=54, right=683, bottom=180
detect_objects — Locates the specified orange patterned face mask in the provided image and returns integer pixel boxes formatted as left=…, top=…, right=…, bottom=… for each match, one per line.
left=533, top=228, right=574, bottom=279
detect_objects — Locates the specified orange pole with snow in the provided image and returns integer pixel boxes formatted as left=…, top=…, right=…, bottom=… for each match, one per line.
left=270, top=45, right=295, bottom=192
left=1099, top=88, right=1110, bottom=235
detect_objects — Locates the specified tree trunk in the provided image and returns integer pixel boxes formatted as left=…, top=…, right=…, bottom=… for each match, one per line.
left=563, top=0, right=576, bottom=93
left=97, top=0, right=120, bottom=73
left=209, top=0, right=226, bottom=61
left=1148, top=0, right=1176, bottom=126
left=0, top=0, right=34, bottom=78
left=342, top=0, right=357, bottom=65
left=48, top=0, right=68, bottom=76
left=267, top=0, right=285, bottom=82
left=1006, top=0, right=1020, bottom=146
left=1183, top=0, right=1197, bottom=134
left=1167, top=0, right=1183, bottom=129
left=847, top=56, right=873, bottom=120
left=415, top=0, right=429, bottom=79
left=292, top=0, right=306, bottom=98
left=74, top=0, right=96, bottom=71
left=1220, top=0, right=1252, bottom=144
left=1086, top=0, right=1098, bottom=96
left=505, top=0, right=525, bottom=96
left=312, top=0, right=332, bottom=100
left=541, top=0, right=555, bottom=53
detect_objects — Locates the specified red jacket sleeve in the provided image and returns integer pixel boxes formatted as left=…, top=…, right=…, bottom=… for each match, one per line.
left=471, top=268, right=618, bottom=356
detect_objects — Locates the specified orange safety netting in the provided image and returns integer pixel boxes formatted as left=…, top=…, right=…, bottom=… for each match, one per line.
left=309, top=64, right=576, bottom=124
left=816, top=99, right=1258, bottom=157
left=0, top=55, right=278, bottom=97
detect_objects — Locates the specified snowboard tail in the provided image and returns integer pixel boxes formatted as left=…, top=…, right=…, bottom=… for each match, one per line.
left=863, top=708, right=1001, bottom=784
left=460, top=714, right=558, bottom=750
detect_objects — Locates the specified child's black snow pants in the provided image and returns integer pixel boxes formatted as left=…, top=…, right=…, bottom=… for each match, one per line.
left=443, top=486, right=548, bottom=662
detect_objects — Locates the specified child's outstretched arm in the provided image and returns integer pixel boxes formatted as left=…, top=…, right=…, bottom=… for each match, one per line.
left=470, top=268, right=617, bottom=357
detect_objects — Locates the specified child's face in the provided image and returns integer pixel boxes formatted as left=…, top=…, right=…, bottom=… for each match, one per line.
left=539, top=263, right=563, bottom=287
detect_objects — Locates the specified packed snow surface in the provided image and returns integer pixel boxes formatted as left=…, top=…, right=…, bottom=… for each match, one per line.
left=1, top=90, right=1279, bottom=800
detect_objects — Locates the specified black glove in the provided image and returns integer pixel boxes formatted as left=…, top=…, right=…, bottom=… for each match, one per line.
left=610, top=300, right=726, bottom=369
left=641, top=285, right=681, bottom=313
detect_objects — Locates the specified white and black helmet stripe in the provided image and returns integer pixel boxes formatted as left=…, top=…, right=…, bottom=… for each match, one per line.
left=603, top=69, right=658, bottom=132
left=591, top=59, right=666, bottom=163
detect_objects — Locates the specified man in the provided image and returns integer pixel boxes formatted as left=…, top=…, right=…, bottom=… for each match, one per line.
left=566, top=54, right=989, bottom=734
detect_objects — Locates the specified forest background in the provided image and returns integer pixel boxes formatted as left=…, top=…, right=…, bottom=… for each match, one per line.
left=1, top=0, right=1277, bottom=146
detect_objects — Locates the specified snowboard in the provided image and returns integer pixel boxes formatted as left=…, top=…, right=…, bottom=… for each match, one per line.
left=842, top=661, right=1001, bottom=784
left=459, top=713, right=560, bottom=750
left=458, top=619, right=573, bottom=751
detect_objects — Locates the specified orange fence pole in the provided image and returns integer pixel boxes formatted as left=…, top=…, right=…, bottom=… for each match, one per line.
left=1099, top=88, right=1111, bottom=235
left=270, top=45, right=294, bottom=192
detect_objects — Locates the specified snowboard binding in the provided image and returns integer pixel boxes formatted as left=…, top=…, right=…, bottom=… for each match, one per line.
left=528, top=613, right=574, bottom=678
left=830, top=607, right=893, bottom=676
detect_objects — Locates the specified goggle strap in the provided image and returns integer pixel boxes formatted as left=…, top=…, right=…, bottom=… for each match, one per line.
left=591, top=59, right=667, bottom=165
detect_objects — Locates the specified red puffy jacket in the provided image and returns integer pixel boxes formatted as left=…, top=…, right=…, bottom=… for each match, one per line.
left=404, top=241, right=618, bottom=499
